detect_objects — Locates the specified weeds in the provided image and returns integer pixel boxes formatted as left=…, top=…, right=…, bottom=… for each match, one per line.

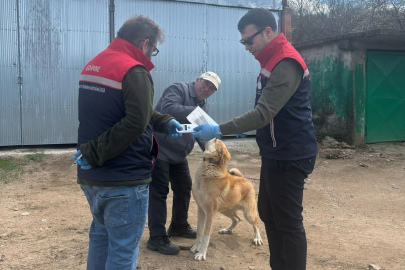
left=0, top=154, right=46, bottom=183
left=25, top=153, right=45, bottom=162
left=0, top=158, right=23, bottom=183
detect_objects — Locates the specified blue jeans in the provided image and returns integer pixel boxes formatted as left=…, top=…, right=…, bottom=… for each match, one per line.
left=80, top=184, right=149, bottom=270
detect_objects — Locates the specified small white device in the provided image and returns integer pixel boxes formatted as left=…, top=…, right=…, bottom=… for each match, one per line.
left=176, top=123, right=198, bottom=133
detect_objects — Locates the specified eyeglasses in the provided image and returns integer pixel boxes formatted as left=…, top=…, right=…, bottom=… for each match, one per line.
left=201, top=79, right=217, bottom=92
left=239, top=28, right=266, bottom=46
left=149, top=43, right=159, bottom=56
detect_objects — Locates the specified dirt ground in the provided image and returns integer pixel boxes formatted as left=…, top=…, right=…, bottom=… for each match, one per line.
left=0, top=138, right=404, bottom=270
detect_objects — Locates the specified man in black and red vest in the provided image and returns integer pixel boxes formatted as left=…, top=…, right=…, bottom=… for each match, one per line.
left=192, top=8, right=317, bottom=270
left=71, top=16, right=182, bottom=270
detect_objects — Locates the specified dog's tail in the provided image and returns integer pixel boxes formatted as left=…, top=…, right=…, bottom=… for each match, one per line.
left=229, top=168, right=244, bottom=177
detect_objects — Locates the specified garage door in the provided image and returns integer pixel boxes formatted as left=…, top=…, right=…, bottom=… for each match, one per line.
left=366, top=51, right=405, bottom=143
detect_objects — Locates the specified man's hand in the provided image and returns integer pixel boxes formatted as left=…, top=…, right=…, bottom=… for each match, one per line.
left=167, top=119, right=183, bottom=137
left=192, top=124, right=221, bottom=141
left=72, top=150, right=92, bottom=170
left=236, top=133, right=247, bottom=138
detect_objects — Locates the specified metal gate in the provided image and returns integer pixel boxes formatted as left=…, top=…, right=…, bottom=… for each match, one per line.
left=366, top=50, right=405, bottom=143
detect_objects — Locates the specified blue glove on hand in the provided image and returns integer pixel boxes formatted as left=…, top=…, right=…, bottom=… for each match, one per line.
left=72, top=150, right=92, bottom=170
left=167, top=119, right=183, bottom=137
left=236, top=133, right=247, bottom=138
left=192, top=124, right=221, bottom=141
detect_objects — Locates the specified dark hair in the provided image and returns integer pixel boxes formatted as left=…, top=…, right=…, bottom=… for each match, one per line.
left=237, top=8, right=277, bottom=33
left=117, top=15, right=164, bottom=47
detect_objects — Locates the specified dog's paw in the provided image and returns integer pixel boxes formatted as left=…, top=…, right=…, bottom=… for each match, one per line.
left=253, top=237, right=263, bottom=246
left=194, top=252, right=206, bottom=261
left=190, top=245, right=198, bottom=253
left=218, top=228, right=232, bottom=234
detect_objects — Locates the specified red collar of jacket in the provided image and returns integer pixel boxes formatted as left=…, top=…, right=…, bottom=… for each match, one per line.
left=108, top=38, right=155, bottom=72
left=254, top=33, right=308, bottom=78
left=255, top=33, right=288, bottom=68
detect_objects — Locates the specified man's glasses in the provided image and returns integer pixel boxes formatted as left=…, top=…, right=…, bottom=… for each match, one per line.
left=202, top=80, right=216, bottom=92
left=149, top=43, right=159, bottom=56
left=239, top=28, right=266, bottom=46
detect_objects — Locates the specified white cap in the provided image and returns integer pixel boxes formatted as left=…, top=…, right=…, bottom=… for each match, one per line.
left=200, top=71, right=221, bottom=90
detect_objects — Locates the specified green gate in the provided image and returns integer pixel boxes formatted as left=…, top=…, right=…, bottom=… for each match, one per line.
left=366, top=51, right=405, bottom=143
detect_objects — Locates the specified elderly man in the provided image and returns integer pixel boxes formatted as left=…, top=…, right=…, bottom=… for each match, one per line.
left=147, top=72, right=221, bottom=255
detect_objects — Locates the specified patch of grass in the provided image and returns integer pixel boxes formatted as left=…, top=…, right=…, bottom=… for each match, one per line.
left=0, top=159, right=20, bottom=171
left=25, top=153, right=46, bottom=162
left=0, top=154, right=48, bottom=183
left=0, top=158, right=23, bottom=183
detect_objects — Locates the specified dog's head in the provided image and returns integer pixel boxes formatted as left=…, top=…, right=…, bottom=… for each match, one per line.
left=203, top=138, right=231, bottom=165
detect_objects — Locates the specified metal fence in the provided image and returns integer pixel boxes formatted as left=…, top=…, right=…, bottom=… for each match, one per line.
left=0, top=0, right=280, bottom=146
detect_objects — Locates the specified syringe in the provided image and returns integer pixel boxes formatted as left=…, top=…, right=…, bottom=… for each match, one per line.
left=70, top=154, right=83, bottom=170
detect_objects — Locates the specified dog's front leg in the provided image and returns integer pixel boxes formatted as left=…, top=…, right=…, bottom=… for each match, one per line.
left=253, top=225, right=263, bottom=246
left=191, top=206, right=205, bottom=253
left=195, top=210, right=215, bottom=261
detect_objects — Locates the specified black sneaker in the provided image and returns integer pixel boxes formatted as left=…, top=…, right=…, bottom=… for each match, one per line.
left=146, top=236, right=180, bottom=255
left=167, top=223, right=197, bottom=239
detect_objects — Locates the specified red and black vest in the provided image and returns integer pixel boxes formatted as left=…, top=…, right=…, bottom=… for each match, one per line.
left=255, top=33, right=317, bottom=160
left=77, top=38, right=156, bottom=181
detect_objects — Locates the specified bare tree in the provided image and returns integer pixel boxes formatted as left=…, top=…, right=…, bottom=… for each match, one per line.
left=289, top=0, right=405, bottom=43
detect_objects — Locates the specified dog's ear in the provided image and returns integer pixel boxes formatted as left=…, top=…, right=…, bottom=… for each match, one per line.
left=219, top=143, right=231, bottom=164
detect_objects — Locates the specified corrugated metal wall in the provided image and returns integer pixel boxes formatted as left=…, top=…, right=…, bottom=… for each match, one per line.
left=115, top=0, right=279, bottom=125
left=18, top=0, right=109, bottom=145
left=115, top=0, right=207, bottom=103
left=0, top=0, right=280, bottom=146
left=0, top=1, right=21, bottom=146
left=206, top=5, right=270, bottom=124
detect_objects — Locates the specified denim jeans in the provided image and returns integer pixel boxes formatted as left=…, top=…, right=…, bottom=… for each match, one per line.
left=80, top=184, right=149, bottom=270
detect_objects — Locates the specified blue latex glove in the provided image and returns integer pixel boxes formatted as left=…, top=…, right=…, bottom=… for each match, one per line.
left=192, top=124, right=221, bottom=141
left=236, top=133, right=247, bottom=138
left=72, top=150, right=92, bottom=170
left=167, top=119, right=183, bottom=137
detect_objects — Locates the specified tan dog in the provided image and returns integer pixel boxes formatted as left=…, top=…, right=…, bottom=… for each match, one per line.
left=190, top=138, right=263, bottom=261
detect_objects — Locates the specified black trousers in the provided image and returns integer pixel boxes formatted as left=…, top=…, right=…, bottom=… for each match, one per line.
left=258, top=157, right=315, bottom=270
left=148, top=159, right=192, bottom=237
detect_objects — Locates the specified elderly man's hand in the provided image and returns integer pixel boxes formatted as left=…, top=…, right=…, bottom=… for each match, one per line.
left=167, top=119, right=183, bottom=137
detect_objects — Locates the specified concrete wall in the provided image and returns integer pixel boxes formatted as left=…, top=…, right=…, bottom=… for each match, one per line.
left=296, top=34, right=405, bottom=145
left=352, top=50, right=366, bottom=145
left=296, top=43, right=358, bottom=144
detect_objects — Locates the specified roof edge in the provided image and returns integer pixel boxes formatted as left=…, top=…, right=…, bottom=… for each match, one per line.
left=169, top=0, right=283, bottom=10
left=293, top=29, right=405, bottom=49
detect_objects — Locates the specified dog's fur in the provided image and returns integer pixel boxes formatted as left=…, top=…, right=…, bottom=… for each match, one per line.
left=190, top=138, right=263, bottom=261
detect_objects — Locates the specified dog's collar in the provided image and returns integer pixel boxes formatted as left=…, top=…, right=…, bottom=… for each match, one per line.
left=203, top=158, right=220, bottom=165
